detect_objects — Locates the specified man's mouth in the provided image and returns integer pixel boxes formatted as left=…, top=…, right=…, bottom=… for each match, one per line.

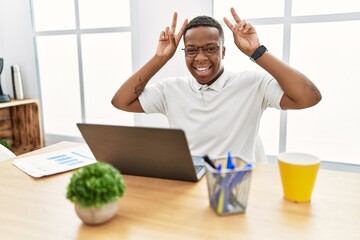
left=195, top=67, right=210, bottom=72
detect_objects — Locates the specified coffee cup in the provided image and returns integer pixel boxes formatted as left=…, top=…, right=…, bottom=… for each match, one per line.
left=278, top=152, right=321, bottom=203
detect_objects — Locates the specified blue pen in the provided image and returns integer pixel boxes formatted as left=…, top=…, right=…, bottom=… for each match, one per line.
left=219, top=152, right=235, bottom=213
left=229, top=164, right=253, bottom=189
left=226, top=151, right=235, bottom=170
left=216, top=163, right=222, bottom=171
left=227, top=163, right=253, bottom=209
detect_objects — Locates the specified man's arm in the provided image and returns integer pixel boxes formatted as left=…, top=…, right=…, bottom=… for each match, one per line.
left=111, top=55, right=169, bottom=112
left=224, top=8, right=321, bottom=110
left=255, top=52, right=321, bottom=110
left=111, top=12, right=188, bottom=112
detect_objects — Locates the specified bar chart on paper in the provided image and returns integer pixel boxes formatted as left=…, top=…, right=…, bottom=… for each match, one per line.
left=12, top=145, right=97, bottom=178
left=47, top=152, right=94, bottom=167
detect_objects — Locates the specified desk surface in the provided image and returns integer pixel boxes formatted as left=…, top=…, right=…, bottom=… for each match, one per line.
left=0, top=142, right=359, bottom=240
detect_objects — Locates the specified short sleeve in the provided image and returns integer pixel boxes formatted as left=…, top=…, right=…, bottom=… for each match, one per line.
left=259, top=73, right=284, bottom=110
left=138, top=80, right=167, bottom=114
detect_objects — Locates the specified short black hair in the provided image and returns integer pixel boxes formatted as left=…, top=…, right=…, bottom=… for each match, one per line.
left=183, top=16, right=224, bottom=44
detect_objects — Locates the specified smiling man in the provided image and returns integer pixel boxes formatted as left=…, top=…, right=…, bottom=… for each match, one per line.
left=111, top=8, right=321, bottom=162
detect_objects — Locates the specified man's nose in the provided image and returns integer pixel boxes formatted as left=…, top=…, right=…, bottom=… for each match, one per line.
left=195, top=48, right=208, bottom=59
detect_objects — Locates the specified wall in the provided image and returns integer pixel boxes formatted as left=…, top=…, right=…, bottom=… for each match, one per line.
left=0, top=0, right=39, bottom=99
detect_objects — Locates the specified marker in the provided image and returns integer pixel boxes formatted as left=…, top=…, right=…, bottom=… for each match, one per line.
left=203, top=155, right=217, bottom=169
left=226, top=151, right=235, bottom=170
left=216, top=163, right=222, bottom=172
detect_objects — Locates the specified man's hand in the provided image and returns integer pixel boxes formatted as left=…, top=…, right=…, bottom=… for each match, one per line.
left=156, top=12, right=188, bottom=59
left=223, top=8, right=260, bottom=57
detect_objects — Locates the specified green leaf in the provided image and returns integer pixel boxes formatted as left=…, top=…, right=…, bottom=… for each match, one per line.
left=66, top=162, right=126, bottom=208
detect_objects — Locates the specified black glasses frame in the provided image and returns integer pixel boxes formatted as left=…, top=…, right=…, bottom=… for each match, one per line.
left=181, top=45, right=221, bottom=58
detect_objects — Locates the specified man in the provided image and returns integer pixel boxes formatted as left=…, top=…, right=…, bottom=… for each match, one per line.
left=112, top=8, right=321, bottom=162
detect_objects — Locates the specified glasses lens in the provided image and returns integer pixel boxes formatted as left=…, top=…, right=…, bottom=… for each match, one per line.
left=204, top=45, right=219, bottom=55
left=185, top=47, right=197, bottom=57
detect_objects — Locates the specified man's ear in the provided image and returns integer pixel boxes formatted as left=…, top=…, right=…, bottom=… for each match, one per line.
left=222, top=46, right=226, bottom=59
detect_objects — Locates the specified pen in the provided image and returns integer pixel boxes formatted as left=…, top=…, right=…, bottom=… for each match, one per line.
left=217, top=152, right=234, bottom=213
left=221, top=152, right=236, bottom=212
left=229, top=164, right=253, bottom=189
left=203, top=155, right=217, bottom=169
left=226, top=151, right=235, bottom=170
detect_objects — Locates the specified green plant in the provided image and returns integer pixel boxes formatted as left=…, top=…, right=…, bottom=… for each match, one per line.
left=66, top=162, right=126, bottom=208
left=0, top=139, right=11, bottom=150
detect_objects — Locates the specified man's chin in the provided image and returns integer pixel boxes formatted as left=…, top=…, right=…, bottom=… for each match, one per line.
left=195, top=77, right=213, bottom=85
left=192, top=72, right=213, bottom=83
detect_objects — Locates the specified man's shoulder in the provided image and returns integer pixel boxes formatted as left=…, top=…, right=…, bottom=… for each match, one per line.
left=155, top=75, right=189, bottom=82
left=226, top=69, right=265, bottom=78
left=226, top=69, right=271, bottom=82
left=156, top=75, right=192, bottom=87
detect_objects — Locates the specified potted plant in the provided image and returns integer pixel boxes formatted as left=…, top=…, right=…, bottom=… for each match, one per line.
left=66, top=161, right=126, bottom=225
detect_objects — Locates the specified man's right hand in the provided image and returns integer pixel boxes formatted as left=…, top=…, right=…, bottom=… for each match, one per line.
left=156, top=12, right=188, bottom=59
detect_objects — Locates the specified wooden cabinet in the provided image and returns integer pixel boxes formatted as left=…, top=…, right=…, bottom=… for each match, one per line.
left=0, top=99, right=43, bottom=155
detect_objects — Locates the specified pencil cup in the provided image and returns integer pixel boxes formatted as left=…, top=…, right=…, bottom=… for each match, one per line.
left=277, top=152, right=321, bottom=203
left=204, top=157, right=254, bottom=215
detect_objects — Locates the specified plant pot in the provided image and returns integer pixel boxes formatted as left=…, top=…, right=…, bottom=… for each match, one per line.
left=75, top=201, right=118, bottom=225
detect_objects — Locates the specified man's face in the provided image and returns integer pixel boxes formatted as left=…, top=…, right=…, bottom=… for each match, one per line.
left=183, top=26, right=225, bottom=85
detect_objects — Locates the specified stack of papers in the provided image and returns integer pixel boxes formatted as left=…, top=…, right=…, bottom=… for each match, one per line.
left=12, top=145, right=96, bottom=178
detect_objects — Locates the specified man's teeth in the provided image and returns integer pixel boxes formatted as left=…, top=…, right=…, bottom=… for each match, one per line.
left=197, top=68, right=209, bottom=72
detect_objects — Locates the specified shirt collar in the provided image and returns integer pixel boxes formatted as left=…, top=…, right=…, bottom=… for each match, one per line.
left=191, top=70, right=229, bottom=92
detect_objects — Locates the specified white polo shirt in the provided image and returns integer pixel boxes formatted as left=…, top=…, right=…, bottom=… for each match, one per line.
left=139, top=70, right=283, bottom=162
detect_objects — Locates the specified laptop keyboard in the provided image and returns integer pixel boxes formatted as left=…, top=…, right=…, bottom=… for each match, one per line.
left=195, top=165, right=205, bottom=173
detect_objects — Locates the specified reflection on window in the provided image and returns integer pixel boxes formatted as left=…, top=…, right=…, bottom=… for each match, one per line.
left=288, top=21, right=360, bottom=164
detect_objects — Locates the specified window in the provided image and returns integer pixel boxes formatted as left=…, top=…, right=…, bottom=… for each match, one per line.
left=214, top=0, right=284, bottom=19
left=214, top=0, right=360, bottom=164
left=292, top=0, right=360, bottom=16
left=288, top=21, right=360, bottom=163
left=31, top=0, right=133, bottom=141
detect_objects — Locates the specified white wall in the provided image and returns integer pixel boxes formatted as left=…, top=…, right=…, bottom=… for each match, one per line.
left=131, top=0, right=212, bottom=127
left=0, top=0, right=39, bottom=99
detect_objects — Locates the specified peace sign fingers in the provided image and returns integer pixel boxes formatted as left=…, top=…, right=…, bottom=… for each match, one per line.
left=223, top=7, right=260, bottom=56
left=223, top=7, right=249, bottom=33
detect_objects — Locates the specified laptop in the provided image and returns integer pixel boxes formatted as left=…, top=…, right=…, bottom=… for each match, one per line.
left=77, top=123, right=206, bottom=182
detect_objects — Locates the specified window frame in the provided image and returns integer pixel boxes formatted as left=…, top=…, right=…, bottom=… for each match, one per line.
left=30, top=0, right=133, bottom=145
left=213, top=0, right=360, bottom=163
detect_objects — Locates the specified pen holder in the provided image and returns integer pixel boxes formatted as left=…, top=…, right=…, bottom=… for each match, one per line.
left=204, top=157, right=254, bottom=215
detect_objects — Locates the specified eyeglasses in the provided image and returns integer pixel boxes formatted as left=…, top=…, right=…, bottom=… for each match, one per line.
left=182, top=44, right=221, bottom=58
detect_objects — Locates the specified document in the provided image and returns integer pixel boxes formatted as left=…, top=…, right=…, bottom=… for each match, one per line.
left=12, top=145, right=96, bottom=178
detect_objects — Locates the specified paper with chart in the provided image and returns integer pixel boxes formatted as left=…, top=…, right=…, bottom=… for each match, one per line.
left=12, top=145, right=97, bottom=178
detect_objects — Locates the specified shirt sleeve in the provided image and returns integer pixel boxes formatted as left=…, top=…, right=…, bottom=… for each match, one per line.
left=258, top=72, right=284, bottom=110
left=138, top=79, right=167, bottom=114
